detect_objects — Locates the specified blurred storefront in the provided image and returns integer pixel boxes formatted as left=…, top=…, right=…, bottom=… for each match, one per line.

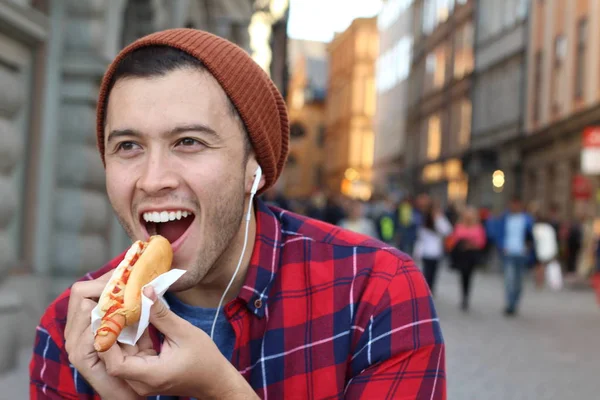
left=324, top=17, right=378, bottom=200
left=520, top=0, right=600, bottom=220
left=283, top=39, right=327, bottom=198
left=0, top=0, right=288, bottom=374
left=406, top=0, right=474, bottom=207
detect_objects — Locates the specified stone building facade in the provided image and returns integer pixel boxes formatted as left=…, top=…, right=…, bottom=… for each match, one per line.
left=373, top=0, right=413, bottom=196
left=0, top=0, right=288, bottom=375
left=405, top=0, right=473, bottom=208
left=465, top=0, right=528, bottom=211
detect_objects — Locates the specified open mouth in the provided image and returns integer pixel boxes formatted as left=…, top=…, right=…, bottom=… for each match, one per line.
left=140, top=210, right=195, bottom=246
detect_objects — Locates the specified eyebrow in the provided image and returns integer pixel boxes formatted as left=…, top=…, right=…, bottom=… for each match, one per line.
left=106, top=124, right=219, bottom=143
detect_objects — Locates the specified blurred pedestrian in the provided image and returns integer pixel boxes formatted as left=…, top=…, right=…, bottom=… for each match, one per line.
left=449, top=206, right=486, bottom=311
left=532, top=212, right=559, bottom=289
left=262, top=186, right=290, bottom=210
left=339, top=200, right=378, bottom=238
left=376, top=196, right=398, bottom=245
left=496, top=197, right=534, bottom=316
left=323, top=193, right=346, bottom=226
left=566, top=216, right=583, bottom=278
left=397, top=196, right=418, bottom=255
left=415, top=202, right=453, bottom=295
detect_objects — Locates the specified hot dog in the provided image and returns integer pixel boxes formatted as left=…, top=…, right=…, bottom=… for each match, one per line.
left=94, top=235, right=173, bottom=352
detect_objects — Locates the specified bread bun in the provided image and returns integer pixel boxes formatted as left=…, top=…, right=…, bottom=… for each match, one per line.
left=94, top=235, right=173, bottom=352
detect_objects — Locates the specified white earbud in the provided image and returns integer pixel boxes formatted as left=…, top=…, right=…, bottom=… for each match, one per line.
left=250, top=165, right=262, bottom=195
left=211, top=164, right=262, bottom=339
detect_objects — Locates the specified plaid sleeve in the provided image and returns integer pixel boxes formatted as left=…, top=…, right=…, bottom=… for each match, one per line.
left=29, top=323, right=97, bottom=400
left=28, top=261, right=122, bottom=400
left=344, top=252, right=446, bottom=399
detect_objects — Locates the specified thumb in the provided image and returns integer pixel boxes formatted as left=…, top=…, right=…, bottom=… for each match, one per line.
left=143, top=286, right=184, bottom=337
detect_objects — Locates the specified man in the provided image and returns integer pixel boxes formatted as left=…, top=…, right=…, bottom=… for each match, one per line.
left=494, top=197, right=534, bottom=316
left=29, top=29, right=445, bottom=399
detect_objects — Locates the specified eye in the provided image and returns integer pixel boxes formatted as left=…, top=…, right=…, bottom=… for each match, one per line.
left=177, top=137, right=202, bottom=147
left=175, top=137, right=206, bottom=151
left=116, top=141, right=141, bottom=152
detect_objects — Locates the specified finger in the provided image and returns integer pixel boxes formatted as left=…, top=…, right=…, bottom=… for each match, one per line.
left=144, top=287, right=187, bottom=338
left=66, top=271, right=114, bottom=339
left=69, top=271, right=114, bottom=301
left=101, top=344, right=160, bottom=382
left=65, top=299, right=96, bottom=354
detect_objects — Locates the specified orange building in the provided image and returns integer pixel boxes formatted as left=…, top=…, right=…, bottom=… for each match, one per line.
left=283, top=42, right=328, bottom=198
left=324, top=18, right=379, bottom=200
left=518, top=0, right=600, bottom=217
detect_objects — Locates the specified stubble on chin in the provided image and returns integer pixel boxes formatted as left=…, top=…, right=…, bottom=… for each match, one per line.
left=163, top=182, right=247, bottom=292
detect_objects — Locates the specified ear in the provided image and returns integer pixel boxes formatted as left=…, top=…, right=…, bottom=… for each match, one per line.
left=245, top=156, right=266, bottom=195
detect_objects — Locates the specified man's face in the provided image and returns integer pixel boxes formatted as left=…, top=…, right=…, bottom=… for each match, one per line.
left=104, top=68, right=250, bottom=291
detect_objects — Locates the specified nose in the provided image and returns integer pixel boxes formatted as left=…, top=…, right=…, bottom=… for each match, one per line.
left=136, top=151, right=179, bottom=195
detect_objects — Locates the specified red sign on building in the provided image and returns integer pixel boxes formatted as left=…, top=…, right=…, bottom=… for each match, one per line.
left=572, top=174, right=592, bottom=200
left=582, top=126, right=600, bottom=174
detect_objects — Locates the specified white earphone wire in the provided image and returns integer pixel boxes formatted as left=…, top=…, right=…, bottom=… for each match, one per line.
left=210, top=166, right=261, bottom=339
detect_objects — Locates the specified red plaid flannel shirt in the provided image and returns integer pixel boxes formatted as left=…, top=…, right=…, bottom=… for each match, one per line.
left=30, top=200, right=446, bottom=399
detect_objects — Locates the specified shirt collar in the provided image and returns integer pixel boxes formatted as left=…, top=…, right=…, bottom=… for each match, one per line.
left=236, top=198, right=282, bottom=318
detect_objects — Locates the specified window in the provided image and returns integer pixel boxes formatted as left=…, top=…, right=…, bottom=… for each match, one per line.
left=377, top=0, right=414, bottom=30
left=365, top=77, right=376, bottom=116
left=575, top=18, right=587, bottom=100
left=427, top=114, right=442, bottom=160
left=291, top=89, right=304, bottom=109
left=533, top=51, right=543, bottom=123
left=454, top=22, right=474, bottom=79
left=433, top=45, right=446, bottom=87
left=450, top=98, right=471, bottom=152
left=436, top=0, right=454, bottom=24
left=503, top=0, right=517, bottom=28
left=552, top=35, right=566, bottom=113
left=290, top=122, right=307, bottom=139
left=317, top=125, right=326, bottom=147
left=376, top=36, right=412, bottom=94
left=424, top=43, right=447, bottom=93
left=422, top=0, right=456, bottom=34
left=422, top=0, right=436, bottom=34
left=516, top=0, right=528, bottom=19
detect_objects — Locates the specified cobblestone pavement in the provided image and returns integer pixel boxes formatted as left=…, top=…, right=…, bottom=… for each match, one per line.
left=3, top=268, right=599, bottom=399
left=434, top=267, right=600, bottom=400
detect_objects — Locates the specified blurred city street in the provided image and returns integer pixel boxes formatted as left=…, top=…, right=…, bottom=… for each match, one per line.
left=437, top=267, right=600, bottom=400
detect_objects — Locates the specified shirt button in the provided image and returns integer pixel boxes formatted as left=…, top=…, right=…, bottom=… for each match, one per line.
left=254, top=298, right=263, bottom=309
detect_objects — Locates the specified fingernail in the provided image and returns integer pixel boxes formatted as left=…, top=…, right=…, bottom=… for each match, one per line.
left=143, top=286, right=157, bottom=301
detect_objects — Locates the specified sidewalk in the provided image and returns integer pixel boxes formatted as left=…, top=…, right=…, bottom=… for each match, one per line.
left=435, top=267, right=600, bottom=400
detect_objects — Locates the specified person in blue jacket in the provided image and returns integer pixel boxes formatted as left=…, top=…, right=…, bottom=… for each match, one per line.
left=493, top=197, right=535, bottom=316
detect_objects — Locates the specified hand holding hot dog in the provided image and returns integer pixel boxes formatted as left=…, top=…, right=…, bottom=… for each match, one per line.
left=98, top=287, right=258, bottom=399
left=64, top=271, right=146, bottom=400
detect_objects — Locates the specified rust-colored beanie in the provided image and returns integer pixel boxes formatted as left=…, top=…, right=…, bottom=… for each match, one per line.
left=96, top=28, right=289, bottom=192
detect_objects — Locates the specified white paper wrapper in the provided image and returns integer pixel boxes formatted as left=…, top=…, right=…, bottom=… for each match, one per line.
left=91, top=269, right=187, bottom=346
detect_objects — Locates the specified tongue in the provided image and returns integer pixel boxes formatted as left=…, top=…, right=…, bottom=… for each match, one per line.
left=157, top=218, right=192, bottom=244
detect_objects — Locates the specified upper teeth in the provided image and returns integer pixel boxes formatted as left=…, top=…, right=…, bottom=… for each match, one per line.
left=143, top=210, right=191, bottom=223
